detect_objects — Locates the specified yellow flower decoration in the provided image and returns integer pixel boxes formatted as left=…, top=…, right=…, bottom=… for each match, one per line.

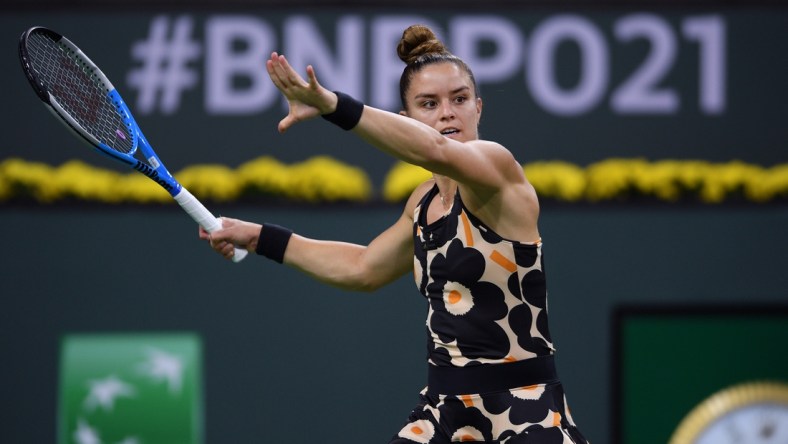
left=382, top=162, right=432, bottom=202
left=0, top=158, right=57, bottom=201
left=746, top=164, right=788, bottom=202
left=0, top=156, right=371, bottom=204
left=1, top=156, right=786, bottom=205
left=176, top=164, right=241, bottom=202
left=236, top=155, right=372, bottom=202
left=524, top=161, right=586, bottom=202
left=383, top=158, right=788, bottom=204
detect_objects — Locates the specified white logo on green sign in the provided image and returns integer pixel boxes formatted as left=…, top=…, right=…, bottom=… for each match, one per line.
left=59, top=334, right=203, bottom=444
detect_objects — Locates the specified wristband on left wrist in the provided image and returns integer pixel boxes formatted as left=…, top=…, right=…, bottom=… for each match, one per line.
left=321, top=91, right=364, bottom=130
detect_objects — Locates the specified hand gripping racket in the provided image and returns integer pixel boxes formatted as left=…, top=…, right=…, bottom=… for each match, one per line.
left=19, top=26, right=247, bottom=262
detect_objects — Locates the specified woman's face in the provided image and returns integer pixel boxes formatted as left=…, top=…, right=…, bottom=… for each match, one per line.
left=403, top=62, right=482, bottom=143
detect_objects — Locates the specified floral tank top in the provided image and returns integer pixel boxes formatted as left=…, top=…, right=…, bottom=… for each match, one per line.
left=413, top=184, right=555, bottom=368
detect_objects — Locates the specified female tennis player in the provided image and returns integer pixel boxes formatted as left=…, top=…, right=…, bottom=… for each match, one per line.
left=201, top=24, right=589, bottom=444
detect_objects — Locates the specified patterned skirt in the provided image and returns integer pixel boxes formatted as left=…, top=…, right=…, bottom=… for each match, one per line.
left=389, top=358, right=588, bottom=443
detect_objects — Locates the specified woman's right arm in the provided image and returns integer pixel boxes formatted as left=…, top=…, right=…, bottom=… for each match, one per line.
left=282, top=210, right=413, bottom=291
left=201, top=182, right=431, bottom=292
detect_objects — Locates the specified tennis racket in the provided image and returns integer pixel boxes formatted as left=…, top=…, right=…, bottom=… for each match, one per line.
left=18, top=26, right=247, bottom=262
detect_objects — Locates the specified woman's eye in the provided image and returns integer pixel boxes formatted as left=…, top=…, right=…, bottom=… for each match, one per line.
left=455, top=96, right=467, bottom=104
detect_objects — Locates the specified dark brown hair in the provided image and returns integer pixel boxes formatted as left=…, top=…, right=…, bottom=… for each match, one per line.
left=397, top=25, right=479, bottom=110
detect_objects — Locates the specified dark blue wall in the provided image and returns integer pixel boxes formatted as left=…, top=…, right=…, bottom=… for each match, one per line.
left=2, top=203, right=786, bottom=443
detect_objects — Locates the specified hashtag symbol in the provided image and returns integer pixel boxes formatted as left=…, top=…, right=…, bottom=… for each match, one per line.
left=127, top=15, right=201, bottom=115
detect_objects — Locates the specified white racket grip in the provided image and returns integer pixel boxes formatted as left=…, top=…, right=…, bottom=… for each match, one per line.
left=173, top=187, right=248, bottom=263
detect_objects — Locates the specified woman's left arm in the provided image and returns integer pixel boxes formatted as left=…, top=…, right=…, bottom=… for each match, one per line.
left=266, top=52, right=522, bottom=190
left=353, top=106, right=524, bottom=190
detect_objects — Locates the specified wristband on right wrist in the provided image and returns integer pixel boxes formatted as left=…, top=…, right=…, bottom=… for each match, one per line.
left=255, top=223, right=293, bottom=264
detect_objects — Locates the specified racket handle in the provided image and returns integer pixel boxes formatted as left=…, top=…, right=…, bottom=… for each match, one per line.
left=173, top=187, right=248, bottom=263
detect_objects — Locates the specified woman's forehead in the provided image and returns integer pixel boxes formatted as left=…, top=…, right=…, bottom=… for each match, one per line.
left=408, top=63, right=472, bottom=94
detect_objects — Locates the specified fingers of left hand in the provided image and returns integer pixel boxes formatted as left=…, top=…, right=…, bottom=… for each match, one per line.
left=273, top=55, right=301, bottom=86
left=271, top=56, right=289, bottom=79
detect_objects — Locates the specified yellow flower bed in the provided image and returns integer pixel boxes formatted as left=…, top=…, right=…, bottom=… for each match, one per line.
left=382, top=159, right=788, bottom=204
left=1, top=156, right=786, bottom=204
left=0, top=156, right=371, bottom=204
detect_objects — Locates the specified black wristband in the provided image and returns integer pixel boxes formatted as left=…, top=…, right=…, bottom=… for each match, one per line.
left=255, top=223, right=293, bottom=263
left=321, top=91, right=364, bottom=130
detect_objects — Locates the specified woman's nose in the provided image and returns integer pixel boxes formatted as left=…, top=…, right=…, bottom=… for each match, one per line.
left=439, top=101, right=455, bottom=119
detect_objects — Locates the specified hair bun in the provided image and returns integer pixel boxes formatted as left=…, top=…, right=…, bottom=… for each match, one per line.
left=397, top=25, right=449, bottom=64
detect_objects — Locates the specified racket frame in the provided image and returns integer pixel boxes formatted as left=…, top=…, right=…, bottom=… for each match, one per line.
left=19, top=26, right=247, bottom=262
left=19, top=26, right=181, bottom=196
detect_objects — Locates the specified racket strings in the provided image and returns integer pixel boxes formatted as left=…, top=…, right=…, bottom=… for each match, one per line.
left=26, top=31, right=134, bottom=154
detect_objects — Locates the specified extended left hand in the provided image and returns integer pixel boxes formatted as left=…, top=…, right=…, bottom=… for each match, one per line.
left=266, top=52, right=336, bottom=133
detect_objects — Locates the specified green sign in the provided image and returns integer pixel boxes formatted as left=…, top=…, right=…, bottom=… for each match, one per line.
left=614, top=307, right=788, bottom=444
left=58, top=333, right=203, bottom=444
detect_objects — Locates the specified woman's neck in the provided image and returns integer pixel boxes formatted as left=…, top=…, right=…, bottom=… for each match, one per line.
left=433, top=175, right=457, bottom=209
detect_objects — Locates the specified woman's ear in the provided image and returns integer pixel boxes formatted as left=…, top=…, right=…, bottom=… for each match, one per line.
left=476, top=97, right=483, bottom=119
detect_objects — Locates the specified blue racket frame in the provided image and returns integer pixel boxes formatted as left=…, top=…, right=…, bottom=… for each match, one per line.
left=19, top=26, right=248, bottom=262
left=106, top=89, right=182, bottom=197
